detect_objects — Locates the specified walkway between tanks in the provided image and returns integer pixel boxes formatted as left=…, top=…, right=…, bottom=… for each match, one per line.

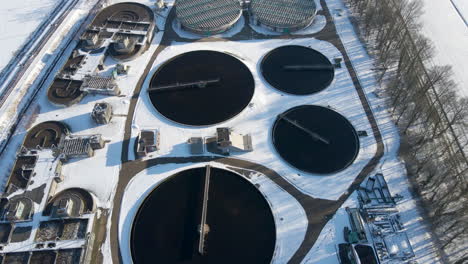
left=109, top=0, right=384, bottom=263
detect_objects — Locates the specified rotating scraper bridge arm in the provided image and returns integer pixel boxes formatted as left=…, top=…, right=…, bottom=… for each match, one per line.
left=278, top=113, right=330, bottom=145
left=282, top=64, right=334, bottom=71
left=148, top=78, right=221, bottom=93
left=198, top=165, right=211, bottom=255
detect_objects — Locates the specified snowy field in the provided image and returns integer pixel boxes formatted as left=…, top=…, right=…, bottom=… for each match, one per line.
left=0, top=0, right=60, bottom=71
left=417, top=0, right=468, bottom=97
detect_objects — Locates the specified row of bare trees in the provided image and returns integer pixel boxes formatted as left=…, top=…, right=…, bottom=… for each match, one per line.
left=345, top=0, right=468, bottom=262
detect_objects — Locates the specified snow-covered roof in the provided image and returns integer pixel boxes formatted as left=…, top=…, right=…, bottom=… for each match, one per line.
left=250, top=0, right=317, bottom=29
left=175, top=0, right=242, bottom=33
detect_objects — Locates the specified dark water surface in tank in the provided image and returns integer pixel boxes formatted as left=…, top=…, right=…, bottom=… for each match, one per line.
left=148, top=51, right=255, bottom=126
left=131, top=167, right=275, bottom=264
left=272, top=105, right=359, bottom=174
left=261, top=45, right=334, bottom=95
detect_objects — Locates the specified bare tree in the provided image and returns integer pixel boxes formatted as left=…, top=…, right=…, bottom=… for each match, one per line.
left=346, top=0, right=468, bottom=259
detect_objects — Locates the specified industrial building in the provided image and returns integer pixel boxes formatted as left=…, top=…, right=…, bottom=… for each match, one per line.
left=57, top=134, right=105, bottom=160
left=175, top=0, right=243, bottom=35
left=250, top=0, right=317, bottom=33
left=136, top=130, right=160, bottom=157
left=346, top=208, right=367, bottom=242
left=80, top=75, right=120, bottom=96
left=188, top=137, right=204, bottom=154
left=91, top=102, right=113, bottom=125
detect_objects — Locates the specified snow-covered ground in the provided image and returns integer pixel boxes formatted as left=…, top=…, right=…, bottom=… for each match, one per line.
left=0, top=0, right=446, bottom=262
left=0, top=0, right=60, bottom=71
left=0, top=0, right=100, bottom=165
left=326, top=0, right=442, bottom=262
left=417, top=0, right=468, bottom=97
left=133, top=38, right=377, bottom=201
left=128, top=1, right=439, bottom=260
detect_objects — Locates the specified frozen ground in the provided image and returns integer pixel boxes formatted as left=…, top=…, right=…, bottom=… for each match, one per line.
left=0, top=0, right=60, bottom=71
left=417, top=0, right=468, bottom=97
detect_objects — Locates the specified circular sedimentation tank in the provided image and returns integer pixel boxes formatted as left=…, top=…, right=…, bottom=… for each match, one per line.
left=272, top=105, right=359, bottom=174
left=250, top=0, right=317, bottom=33
left=261, top=45, right=334, bottom=95
left=175, top=0, right=243, bottom=35
left=148, top=50, right=255, bottom=126
left=86, top=2, right=155, bottom=58
left=131, top=167, right=276, bottom=264
left=23, top=121, right=69, bottom=149
left=47, top=78, right=84, bottom=106
left=47, top=54, right=87, bottom=106
left=90, top=2, right=154, bottom=27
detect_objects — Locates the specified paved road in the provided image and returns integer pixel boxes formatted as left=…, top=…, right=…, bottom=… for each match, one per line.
left=109, top=0, right=384, bottom=263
